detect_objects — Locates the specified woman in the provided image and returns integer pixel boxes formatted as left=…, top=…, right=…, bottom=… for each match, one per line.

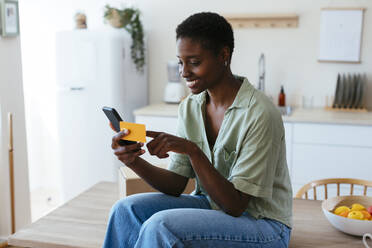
left=103, top=12, right=292, bottom=248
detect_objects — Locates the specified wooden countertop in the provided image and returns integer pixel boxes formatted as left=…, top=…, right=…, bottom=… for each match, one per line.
left=8, top=182, right=365, bottom=248
left=134, top=103, right=372, bottom=126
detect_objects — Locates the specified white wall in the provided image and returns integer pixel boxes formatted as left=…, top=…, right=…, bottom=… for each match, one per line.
left=0, top=36, right=31, bottom=236
left=20, top=0, right=372, bottom=195
left=128, top=0, right=372, bottom=107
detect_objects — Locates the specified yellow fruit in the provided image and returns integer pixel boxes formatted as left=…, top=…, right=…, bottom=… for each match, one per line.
left=351, top=203, right=366, bottom=211
left=334, top=206, right=351, bottom=215
left=361, top=210, right=371, bottom=220
left=347, top=211, right=364, bottom=220
left=339, top=211, right=350, bottom=218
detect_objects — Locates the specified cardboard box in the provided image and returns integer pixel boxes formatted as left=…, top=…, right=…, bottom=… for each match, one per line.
left=118, top=164, right=195, bottom=198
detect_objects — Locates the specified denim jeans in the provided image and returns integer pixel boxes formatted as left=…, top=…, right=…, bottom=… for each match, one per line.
left=103, top=192, right=291, bottom=248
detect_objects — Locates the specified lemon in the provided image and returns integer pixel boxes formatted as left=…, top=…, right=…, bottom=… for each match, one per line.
left=351, top=203, right=366, bottom=211
left=334, top=206, right=351, bottom=215
left=347, top=211, right=364, bottom=220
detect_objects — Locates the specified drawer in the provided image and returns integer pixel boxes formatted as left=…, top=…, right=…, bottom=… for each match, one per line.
left=293, top=123, right=372, bottom=147
left=292, top=144, right=372, bottom=185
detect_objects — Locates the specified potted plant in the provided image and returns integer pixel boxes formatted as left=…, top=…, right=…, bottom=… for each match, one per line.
left=104, top=5, right=145, bottom=73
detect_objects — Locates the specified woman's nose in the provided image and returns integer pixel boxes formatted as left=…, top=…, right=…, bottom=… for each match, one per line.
left=179, top=64, right=191, bottom=79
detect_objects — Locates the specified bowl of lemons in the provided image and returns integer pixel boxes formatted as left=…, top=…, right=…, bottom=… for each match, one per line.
left=322, top=195, right=372, bottom=236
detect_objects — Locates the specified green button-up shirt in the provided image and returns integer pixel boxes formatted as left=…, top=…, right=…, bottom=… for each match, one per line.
left=168, top=76, right=293, bottom=227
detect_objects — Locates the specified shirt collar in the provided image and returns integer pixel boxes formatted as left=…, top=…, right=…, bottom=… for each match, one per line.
left=193, top=75, right=254, bottom=109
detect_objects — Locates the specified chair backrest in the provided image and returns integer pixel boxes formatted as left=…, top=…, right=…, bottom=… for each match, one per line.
left=295, top=178, right=372, bottom=200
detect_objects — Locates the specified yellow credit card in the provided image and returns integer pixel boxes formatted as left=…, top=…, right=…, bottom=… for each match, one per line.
left=119, top=121, right=146, bottom=143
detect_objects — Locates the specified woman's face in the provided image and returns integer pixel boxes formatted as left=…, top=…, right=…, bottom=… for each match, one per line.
left=176, top=37, right=225, bottom=94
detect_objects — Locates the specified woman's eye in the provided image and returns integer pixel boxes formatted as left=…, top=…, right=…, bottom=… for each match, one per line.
left=190, top=61, right=200, bottom=66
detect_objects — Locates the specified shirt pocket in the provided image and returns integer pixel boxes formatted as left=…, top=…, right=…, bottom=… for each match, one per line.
left=214, top=146, right=237, bottom=178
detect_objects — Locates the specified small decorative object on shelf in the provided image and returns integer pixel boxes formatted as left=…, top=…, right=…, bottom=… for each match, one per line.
left=104, top=5, right=145, bottom=73
left=327, top=72, right=368, bottom=112
left=75, top=12, right=87, bottom=29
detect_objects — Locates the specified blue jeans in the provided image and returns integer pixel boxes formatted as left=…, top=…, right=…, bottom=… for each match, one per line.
left=103, top=193, right=291, bottom=248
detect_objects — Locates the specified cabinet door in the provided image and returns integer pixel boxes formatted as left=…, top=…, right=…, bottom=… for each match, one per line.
left=135, top=115, right=178, bottom=135
left=292, top=144, right=372, bottom=185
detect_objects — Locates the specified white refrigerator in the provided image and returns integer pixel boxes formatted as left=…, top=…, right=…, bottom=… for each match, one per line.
left=55, top=28, right=148, bottom=202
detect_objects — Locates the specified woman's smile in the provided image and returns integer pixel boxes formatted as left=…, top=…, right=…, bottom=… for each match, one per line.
left=186, top=80, right=200, bottom=89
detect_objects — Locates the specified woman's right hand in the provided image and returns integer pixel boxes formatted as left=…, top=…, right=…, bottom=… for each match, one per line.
left=111, top=128, right=145, bottom=166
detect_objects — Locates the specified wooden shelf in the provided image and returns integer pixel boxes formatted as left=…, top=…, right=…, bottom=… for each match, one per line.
left=224, top=13, right=299, bottom=28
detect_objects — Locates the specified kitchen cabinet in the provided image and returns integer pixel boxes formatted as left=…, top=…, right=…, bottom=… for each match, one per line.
left=291, top=123, right=372, bottom=197
left=134, top=104, right=372, bottom=196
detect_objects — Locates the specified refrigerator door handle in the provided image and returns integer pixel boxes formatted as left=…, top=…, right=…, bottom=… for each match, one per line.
left=70, top=87, right=85, bottom=91
left=57, top=86, right=85, bottom=92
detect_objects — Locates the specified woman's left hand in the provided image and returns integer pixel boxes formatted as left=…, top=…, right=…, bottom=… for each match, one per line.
left=146, top=131, right=195, bottom=159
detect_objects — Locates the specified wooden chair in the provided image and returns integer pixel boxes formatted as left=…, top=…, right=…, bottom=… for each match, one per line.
left=295, top=178, right=372, bottom=200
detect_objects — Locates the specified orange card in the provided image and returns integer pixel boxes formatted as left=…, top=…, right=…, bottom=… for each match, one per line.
left=119, top=121, right=146, bottom=143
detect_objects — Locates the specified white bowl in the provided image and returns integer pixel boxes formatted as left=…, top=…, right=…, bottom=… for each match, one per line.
left=322, top=195, right=372, bottom=236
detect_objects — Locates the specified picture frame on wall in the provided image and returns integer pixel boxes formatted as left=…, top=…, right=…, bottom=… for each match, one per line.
left=318, top=8, right=365, bottom=63
left=0, top=0, right=20, bottom=37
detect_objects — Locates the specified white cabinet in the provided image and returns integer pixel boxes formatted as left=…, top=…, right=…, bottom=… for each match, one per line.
left=290, top=123, right=372, bottom=195
left=284, top=123, right=293, bottom=178
left=135, top=115, right=177, bottom=135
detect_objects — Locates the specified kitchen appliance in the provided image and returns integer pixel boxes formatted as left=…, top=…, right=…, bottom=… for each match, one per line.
left=163, top=61, right=185, bottom=103
left=55, top=28, right=148, bottom=202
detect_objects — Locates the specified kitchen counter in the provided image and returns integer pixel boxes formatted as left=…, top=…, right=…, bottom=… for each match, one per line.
left=134, top=103, right=372, bottom=126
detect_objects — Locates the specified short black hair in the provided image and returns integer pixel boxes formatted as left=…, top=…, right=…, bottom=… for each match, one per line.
left=176, top=12, right=234, bottom=59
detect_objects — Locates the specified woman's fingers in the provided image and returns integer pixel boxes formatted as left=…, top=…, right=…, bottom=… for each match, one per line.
left=147, top=134, right=169, bottom=156
left=146, top=130, right=161, bottom=138
left=111, top=129, right=130, bottom=149
left=146, top=132, right=164, bottom=154
left=114, top=142, right=144, bottom=156
left=146, top=130, right=165, bottom=154
left=109, top=122, right=116, bottom=132
left=147, top=135, right=172, bottom=158
left=117, top=149, right=145, bottom=163
left=158, top=142, right=172, bottom=157
left=152, top=137, right=170, bottom=156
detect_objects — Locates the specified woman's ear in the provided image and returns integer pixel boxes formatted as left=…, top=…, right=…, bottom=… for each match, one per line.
left=219, top=46, right=231, bottom=65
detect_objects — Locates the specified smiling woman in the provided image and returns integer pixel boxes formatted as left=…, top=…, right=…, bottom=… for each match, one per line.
left=103, top=12, right=292, bottom=248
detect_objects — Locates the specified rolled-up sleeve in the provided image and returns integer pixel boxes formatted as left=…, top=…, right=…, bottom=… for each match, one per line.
left=228, top=112, right=278, bottom=199
left=167, top=103, right=195, bottom=179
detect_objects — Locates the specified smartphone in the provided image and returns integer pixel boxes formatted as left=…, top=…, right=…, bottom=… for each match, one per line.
left=102, top=106, right=137, bottom=146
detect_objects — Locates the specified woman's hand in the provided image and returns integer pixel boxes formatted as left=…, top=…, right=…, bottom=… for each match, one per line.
left=146, top=131, right=196, bottom=159
left=111, top=129, right=145, bottom=166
